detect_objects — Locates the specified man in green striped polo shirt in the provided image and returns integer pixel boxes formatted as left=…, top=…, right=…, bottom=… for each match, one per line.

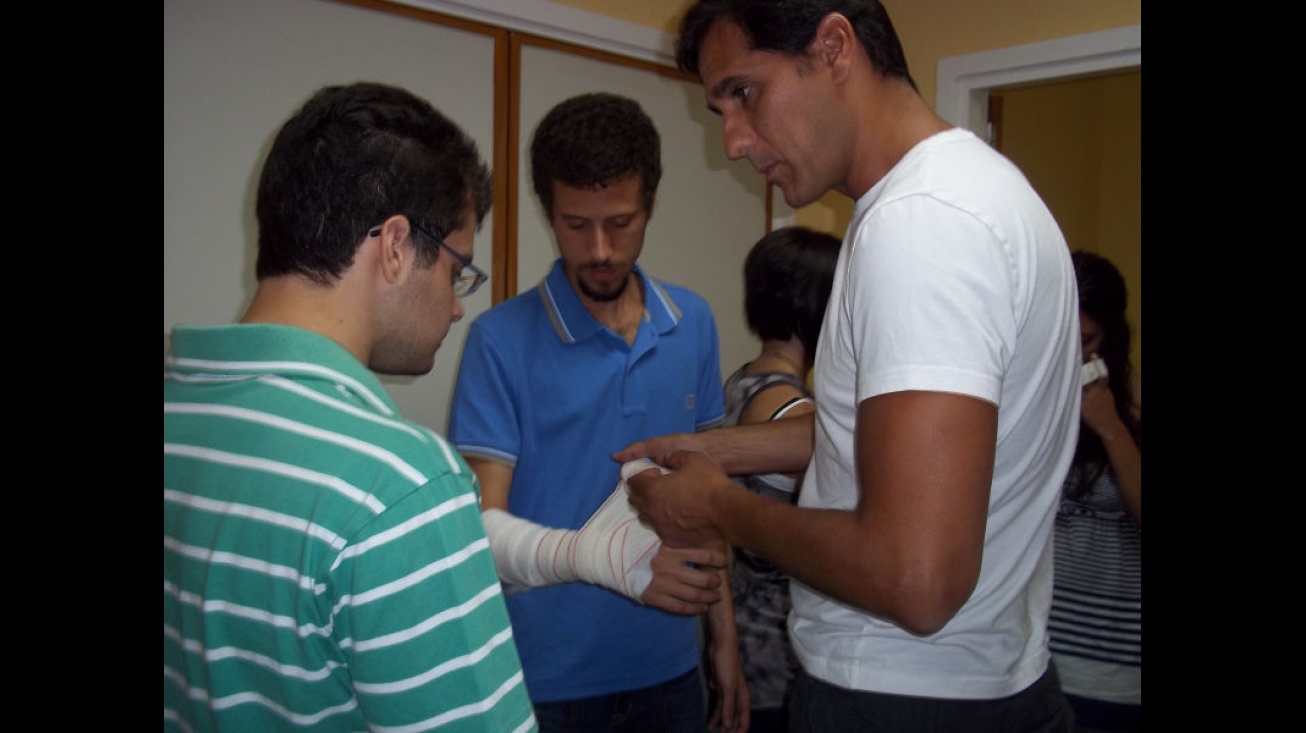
left=164, top=82, right=537, bottom=733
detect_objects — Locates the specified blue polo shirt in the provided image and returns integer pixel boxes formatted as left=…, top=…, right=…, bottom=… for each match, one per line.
left=449, top=259, right=725, bottom=702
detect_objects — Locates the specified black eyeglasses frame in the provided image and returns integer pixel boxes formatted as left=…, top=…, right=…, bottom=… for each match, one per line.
left=368, top=219, right=488, bottom=298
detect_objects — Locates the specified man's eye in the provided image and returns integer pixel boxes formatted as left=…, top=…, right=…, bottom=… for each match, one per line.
left=732, top=84, right=752, bottom=101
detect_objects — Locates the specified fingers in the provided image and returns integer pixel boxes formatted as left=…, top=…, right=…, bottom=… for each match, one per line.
left=656, top=543, right=728, bottom=573
left=653, top=563, right=718, bottom=591
left=717, top=700, right=739, bottom=733
left=729, top=700, right=751, bottom=733
left=639, top=575, right=723, bottom=615
left=662, top=448, right=708, bottom=470
left=675, top=563, right=724, bottom=590
left=661, top=450, right=690, bottom=470
left=663, top=448, right=726, bottom=474
left=612, top=434, right=701, bottom=466
left=643, top=595, right=714, bottom=616
left=624, top=466, right=667, bottom=506
left=612, top=439, right=656, bottom=464
left=708, top=674, right=748, bottom=732
left=676, top=545, right=729, bottom=571
left=641, top=549, right=725, bottom=613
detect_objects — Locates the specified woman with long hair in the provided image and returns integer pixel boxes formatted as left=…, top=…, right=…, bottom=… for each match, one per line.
left=1050, top=250, right=1142, bottom=732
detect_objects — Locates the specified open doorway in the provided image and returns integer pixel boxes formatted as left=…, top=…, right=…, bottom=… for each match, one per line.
left=989, top=70, right=1141, bottom=373
left=937, top=27, right=1141, bottom=373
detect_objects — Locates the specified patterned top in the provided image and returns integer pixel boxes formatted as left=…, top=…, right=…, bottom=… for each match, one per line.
left=721, top=366, right=813, bottom=711
left=164, top=323, right=536, bottom=732
left=1048, top=463, right=1142, bottom=705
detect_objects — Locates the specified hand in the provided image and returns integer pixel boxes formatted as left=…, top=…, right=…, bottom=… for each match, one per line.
left=1080, top=375, right=1123, bottom=439
left=612, top=432, right=706, bottom=466
left=625, top=451, right=731, bottom=547
left=706, top=626, right=750, bottom=733
left=638, top=543, right=728, bottom=615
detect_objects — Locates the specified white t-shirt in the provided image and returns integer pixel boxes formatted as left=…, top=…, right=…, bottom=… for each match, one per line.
left=791, top=127, right=1081, bottom=700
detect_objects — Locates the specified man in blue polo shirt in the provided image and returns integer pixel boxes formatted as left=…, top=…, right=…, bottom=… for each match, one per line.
left=449, top=92, right=747, bottom=732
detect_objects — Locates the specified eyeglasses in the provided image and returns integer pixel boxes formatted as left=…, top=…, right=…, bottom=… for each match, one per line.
left=369, top=220, right=489, bottom=298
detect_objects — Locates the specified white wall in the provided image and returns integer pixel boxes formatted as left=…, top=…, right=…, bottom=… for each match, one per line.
left=514, top=43, right=766, bottom=377
left=165, top=0, right=767, bottom=432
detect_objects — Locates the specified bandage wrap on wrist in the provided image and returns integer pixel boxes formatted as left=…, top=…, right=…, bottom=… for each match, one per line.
left=480, top=509, right=575, bottom=592
left=481, top=461, right=667, bottom=601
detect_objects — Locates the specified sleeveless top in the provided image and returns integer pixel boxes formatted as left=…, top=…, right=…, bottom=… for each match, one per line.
left=721, top=366, right=813, bottom=711
left=1048, top=463, right=1142, bottom=705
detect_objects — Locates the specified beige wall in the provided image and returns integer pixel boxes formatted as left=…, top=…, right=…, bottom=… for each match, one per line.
left=553, top=0, right=1141, bottom=230
left=552, top=0, right=1139, bottom=104
left=805, top=0, right=1140, bottom=237
left=555, top=0, right=1143, bottom=374
left=996, top=72, right=1141, bottom=372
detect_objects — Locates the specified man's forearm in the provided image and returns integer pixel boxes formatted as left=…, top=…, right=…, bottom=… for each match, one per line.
left=705, top=413, right=813, bottom=476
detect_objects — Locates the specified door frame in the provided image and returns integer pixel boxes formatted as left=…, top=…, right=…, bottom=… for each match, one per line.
left=936, top=25, right=1141, bottom=138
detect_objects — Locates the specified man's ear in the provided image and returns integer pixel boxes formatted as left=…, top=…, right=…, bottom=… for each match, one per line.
left=372, top=215, right=411, bottom=284
left=812, top=12, right=853, bottom=80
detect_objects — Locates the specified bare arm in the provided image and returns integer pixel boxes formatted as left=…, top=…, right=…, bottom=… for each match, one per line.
left=702, top=547, right=748, bottom=733
left=700, top=382, right=808, bottom=730
left=468, top=456, right=513, bottom=511
left=626, top=391, right=995, bottom=636
left=613, top=412, right=814, bottom=476
left=1080, top=376, right=1142, bottom=522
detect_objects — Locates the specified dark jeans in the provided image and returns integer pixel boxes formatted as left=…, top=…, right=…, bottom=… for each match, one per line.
left=1064, top=693, right=1141, bottom=733
left=533, top=667, right=707, bottom=733
left=789, top=664, right=1075, bottom=733
left=749, top=705, right=791, bottom=733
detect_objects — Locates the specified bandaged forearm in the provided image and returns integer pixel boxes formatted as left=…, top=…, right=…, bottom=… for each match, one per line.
left=480, top=509, right=575, bottom=589
left=481, top=477, right=660, bottom=601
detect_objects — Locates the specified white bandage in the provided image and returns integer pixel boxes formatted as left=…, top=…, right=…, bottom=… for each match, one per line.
left=1081, top=357, right=1109, bottom=386
left=480, top=460, right=667, bottom=601
left=480, top=509, right=573, bottom=593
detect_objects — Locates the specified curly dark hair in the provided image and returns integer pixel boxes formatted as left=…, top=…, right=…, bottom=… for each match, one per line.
left=255, top=81, right=492, bottom=285
left=529, top=92, right=661, bottom=220
left=676, top=0, right=916, bottom=91
left=743, top=226, right=841, bottom=354
left=1067, top=250, right=1140, bottom=498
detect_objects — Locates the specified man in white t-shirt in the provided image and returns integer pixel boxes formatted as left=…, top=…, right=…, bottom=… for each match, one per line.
left=616, top=2, right=1081, bottom=731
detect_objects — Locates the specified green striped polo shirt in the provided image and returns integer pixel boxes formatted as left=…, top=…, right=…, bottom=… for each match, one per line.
left=164, top=323, right=536, bottom=733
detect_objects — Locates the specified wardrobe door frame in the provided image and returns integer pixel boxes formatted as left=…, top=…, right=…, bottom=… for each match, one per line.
left=166, top=0, right=767, bottom=431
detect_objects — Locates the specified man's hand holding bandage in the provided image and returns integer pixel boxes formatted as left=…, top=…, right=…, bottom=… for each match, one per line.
left=481, top=459, right=727, bottom=613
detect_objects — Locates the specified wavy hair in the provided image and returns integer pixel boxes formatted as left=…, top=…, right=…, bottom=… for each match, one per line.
left=1068, top=250, right=1140, bottom=498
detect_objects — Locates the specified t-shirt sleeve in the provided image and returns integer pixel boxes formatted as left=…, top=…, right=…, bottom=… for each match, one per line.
left=847, top=195, right=1012, bottom=405
left=448, top=320, right=522, bottom=466
left=692, top=300, right=726, bottom=431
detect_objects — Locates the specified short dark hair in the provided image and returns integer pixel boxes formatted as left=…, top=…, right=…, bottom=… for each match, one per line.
left=529, top=92, right=661, bottom=220
left=676, top=0, right=916, bottom=91
left=255, top=81, right=492, bottom=284
left=743, top=226, right=841, bottom=353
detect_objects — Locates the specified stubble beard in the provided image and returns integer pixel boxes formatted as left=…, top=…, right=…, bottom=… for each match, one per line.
left=578, top=268, right=629, bottom=303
